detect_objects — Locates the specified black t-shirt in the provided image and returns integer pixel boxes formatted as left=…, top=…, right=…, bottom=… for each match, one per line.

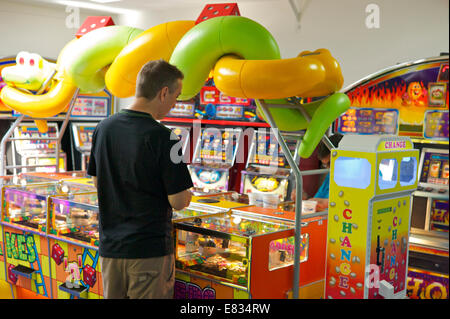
left=87, top=109, right=193, bottom=258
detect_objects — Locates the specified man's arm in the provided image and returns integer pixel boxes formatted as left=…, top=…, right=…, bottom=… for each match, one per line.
left=92, top=176, right=97, bottom=188
left=168, top=188, right=192, bottom=210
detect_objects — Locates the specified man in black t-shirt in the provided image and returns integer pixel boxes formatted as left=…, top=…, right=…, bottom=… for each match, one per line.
left=88, top=60, right=193, bottom=299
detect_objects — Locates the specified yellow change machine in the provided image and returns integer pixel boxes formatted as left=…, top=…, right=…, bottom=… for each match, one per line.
left=324, top=135, right=419, bottom=299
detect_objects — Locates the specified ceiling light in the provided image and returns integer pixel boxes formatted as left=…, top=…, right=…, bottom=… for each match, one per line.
left=90, top=0, right=122, bottom=3
left=54, top=0, right=135, bottom=14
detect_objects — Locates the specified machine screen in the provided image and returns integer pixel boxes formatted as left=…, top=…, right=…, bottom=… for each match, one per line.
left=248, top=130, right=296, bottom=169
left=420, top=151, right=449, bottom=185
left=194, top=128, right=241, bottom=165
left=336, top=108, right=399, bottom=135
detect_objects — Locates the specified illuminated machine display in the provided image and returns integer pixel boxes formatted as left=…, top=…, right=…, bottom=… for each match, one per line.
left=324, top=135, right=419, bottom=299
left=12, top=122, right=67, bottom=174
left=165, top=124, right=192, bottom=164
left=337, top=56, right=448, bottom=138
left=408, top=147, right=448, bottom=299
left=240, top=129, right=300, bottom=202
left=69, top=90, right=114, bottom=171
left=71, top=123, right=96, bottom=172
left=189, top=126, right=243, bottom=194
left=335, top=55, right=449, bottom=299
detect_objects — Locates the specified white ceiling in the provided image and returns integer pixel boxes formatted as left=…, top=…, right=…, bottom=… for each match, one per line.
left=13, top=0, right=278, bottom=13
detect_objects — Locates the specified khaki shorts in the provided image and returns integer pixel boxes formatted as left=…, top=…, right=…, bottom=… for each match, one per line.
left=100, top=254, right=175, bottom=299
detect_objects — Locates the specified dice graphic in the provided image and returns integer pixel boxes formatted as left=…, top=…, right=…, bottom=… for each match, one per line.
left=51, top=243, right=65, bottom=265
left=76, top=16, right=115, bottom=38
left=195, top=3, right=240, bottom=24
left=83, top=264, right=97, bottom=288
left=8, top=264, right=18, bottom=284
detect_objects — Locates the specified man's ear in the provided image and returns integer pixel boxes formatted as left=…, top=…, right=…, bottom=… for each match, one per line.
left=160, top=86, right=169, bottom=102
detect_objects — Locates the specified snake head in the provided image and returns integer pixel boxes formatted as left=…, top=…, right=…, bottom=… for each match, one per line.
left=1, top=51, right=56, bottom=91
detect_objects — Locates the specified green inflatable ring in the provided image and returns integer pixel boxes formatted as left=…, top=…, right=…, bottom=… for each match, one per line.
left=169, top=16, right=281, bottom=101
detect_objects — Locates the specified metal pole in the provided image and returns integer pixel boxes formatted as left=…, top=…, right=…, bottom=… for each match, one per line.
left=291, top=98, right=335, bottom=151
left=0, top=114, right=25, bottom=176
left=255, top=99, right=303, bottom=299
left=55, top=88, right=79, bottom=172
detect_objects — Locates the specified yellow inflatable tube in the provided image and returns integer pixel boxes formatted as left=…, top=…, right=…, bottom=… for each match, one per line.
left=213, top=48, right=343, bottom=99
left=0, top=78, right=77, bottom=118
left=105, top=20, right=195, bottom=98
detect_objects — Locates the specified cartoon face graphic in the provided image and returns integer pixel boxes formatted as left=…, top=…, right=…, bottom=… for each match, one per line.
left=407, top=82, right=425, bottom=101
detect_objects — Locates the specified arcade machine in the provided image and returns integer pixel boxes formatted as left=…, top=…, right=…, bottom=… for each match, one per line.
left=69, top=89, right=115, bottom=171
left=189, top=125, right=243, bottom=194
left=335, top=55, right=449, bottom=299
left=324, top=135, right=419, bottom=299
left=11, top=122, right=67, bottom=174
left=408, top=147, right=449, bottom=299
left=163, top=77, right=265, bottom=195
left=240, top=128, right=300, bottom=202
left=164, top=123, right=192, bottom=165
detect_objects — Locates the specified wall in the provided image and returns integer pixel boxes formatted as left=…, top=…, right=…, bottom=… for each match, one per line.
left=0, top=0, right=118, bottom=59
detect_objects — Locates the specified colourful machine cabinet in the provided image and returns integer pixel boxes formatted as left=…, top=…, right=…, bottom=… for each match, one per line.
left=188, top=127, right=243, bottom=193
left=325, top=135, right=419, bottom=299
left=240, top=129, right=300, bottom=202
left=47, top=192, right=101, bottom=299
left=1, top=183, right=62, bottom=298
left=1, top=181, right=95, bottom=298
left=173, top=209, right=311, bottom=299
left=234, top=205, right=328, bottom=299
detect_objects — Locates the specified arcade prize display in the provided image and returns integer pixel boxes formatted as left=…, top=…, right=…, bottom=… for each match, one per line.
left=173, top=209, right=301, bottom=299
left=0, top=181, right=95, bottom=298
left=335, top=56, right=449, bottom=299
left=240, top=129, right=300, bottom=202
left=325, top=135, right=419, bottom=299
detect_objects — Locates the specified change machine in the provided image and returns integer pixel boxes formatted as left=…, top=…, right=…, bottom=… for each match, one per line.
left=325, top=135, right=419, bottom=299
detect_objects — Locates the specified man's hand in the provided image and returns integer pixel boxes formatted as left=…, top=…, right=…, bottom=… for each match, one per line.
left=310, top=198, right=329, bottom=211
left=168, top=189, right=192, bottom=210
left=290, top=189, right=308, bottom=202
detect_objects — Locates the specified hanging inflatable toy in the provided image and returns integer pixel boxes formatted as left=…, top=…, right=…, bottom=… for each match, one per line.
left=1, top=14, right=350, bottom=156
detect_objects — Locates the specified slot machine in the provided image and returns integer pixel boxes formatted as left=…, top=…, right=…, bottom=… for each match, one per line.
left=240, top=128, right=300, bottom=202
left=408, top=147, right=449, bottom=299
left=165, top=124, right=192, bottom=164
left=69, top=92, right=114, bottom=172
left=162, top=78, right=265, bottom=195
left=71, top=123, right=96, bottom=171
left=12, top=122, right=66, bottom=174
left=189, top=126, right=242, bottom=194
left=334, top=55, right=449, bottom=299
